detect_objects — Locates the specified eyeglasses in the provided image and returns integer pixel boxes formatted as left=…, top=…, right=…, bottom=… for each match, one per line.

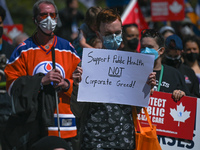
left=141, top=29, right=160, bottom=38
left=39, top=12, right=57, bottom=19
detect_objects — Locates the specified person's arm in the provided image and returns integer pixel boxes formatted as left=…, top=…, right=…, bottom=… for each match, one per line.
left=190, top=71, right=200, bottom=98
left=79, top=30, right=94, bottom=48
left=70, top=65, right=87, bottom=118
left=146, top=72, right=156, bottom=95
left=4, top=47, right=28, bottom=95
left=59, top=43, right=81, bottom=97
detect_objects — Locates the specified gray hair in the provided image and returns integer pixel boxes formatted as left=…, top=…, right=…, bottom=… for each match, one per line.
left=33, top=0, right=58, bottom=20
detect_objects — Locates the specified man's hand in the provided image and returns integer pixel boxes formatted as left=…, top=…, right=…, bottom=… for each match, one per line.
left=73, top=66, right=83, bottom=85
left=146, top=72, right=156, bottom=95
left=41, top=69, right=62, bottom=86
left=172, top=90, right=185, bottom=102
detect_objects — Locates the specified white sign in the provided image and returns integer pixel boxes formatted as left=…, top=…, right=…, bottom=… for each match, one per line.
left=160, top=98, right=200, bottom=150
left=77, top=48, right=155, bottom=107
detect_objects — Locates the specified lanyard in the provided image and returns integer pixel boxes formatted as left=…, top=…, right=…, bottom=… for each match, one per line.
left=157, top=65, right=164, bottom=92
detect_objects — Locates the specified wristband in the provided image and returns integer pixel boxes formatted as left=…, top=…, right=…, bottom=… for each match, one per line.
left=63, top=79, right=70, bottom=92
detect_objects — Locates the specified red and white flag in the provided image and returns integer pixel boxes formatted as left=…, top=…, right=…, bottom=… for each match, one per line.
left=121, top=0, right=149, bottom=32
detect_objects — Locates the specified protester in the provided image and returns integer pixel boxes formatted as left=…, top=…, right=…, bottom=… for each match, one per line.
left=162, top=34, right=199, bottom=97
left=183, top=35, right=200, bottom=93
left=71, top=8, right=156, bottom=150
left=31, top=136, right=70, bottom=150
left=159, top=25, right=175, bottom=40
left=122, top=23, right=139, bottom=52
left=54, top=0, right=84, bottom=42
left=0, top=5, right=15, bottom=150
left=140, top=29, right=190, bottom=101
left=73, top=6, right=102, bottom=58
left=3, top=0, right=80, bottom=150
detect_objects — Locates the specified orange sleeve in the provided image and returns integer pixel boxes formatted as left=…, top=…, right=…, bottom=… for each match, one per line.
left=4, top=52, right=27, bottom=92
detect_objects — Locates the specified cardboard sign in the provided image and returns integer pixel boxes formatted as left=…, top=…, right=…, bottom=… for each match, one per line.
left=151, top=0, right=185, bottom=21
left=138, top=91, right=197, bottom=140
left=78, top=48, right=155, bottom=107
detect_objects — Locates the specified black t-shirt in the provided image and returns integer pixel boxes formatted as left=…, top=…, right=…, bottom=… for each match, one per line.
left=153, top=64, right=190, bottom=95
left=177, top=64, right=200, bottom=97
left=82, top=103, right=134, bottom=149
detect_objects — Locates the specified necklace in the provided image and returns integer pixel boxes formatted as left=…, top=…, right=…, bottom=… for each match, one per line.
left=157, top=65, right=164, bottom=91
left=45, top=45, right=49, bottom=49
left=36, top=33, right=52, bottom=49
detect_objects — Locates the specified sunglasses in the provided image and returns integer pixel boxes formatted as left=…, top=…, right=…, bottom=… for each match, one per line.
left=141, top=29, right=160, bottom=38
left=39, top=12, right=57, bottom=19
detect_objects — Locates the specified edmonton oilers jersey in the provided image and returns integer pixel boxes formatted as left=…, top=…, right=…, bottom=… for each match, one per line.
left=5, top=35, right=80, bottom=138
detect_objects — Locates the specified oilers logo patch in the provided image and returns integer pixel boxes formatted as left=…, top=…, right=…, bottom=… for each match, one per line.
left=32, top=61, right=65, bottom=77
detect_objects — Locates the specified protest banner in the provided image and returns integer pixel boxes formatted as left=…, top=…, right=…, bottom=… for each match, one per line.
left=77, top=48, right=154, bottom=107
left=160, top=98, right=200, bottom=150
left=151, top=0, right=184, bottom=21
left=138, top=91, right=196, bottom=140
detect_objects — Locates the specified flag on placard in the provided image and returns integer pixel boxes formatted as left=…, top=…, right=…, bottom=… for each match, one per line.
left=121, top=0, right=148, bottom=32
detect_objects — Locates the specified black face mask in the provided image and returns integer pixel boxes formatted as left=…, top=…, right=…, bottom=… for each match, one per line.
left=0, top=27, right=3, bottom=38
left=127, top=38, right=139, bottom=51
left=185, top=52, right=199, bottom=62
left=165, top=55, right=182, bottom=68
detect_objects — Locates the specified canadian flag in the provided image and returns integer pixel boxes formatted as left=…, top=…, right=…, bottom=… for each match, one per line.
left=121, top=0, right=149, bottom=31
left=121, top=0, right=149, bottom=52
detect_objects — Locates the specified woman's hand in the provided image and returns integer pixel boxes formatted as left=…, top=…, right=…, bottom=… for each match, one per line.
left=172, top=90, right=185, bottom=102
left=146, top=72, right=156, bottom=95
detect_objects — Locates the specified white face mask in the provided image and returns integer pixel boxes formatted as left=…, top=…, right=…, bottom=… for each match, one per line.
left=39, top=16, right=57, bottom=34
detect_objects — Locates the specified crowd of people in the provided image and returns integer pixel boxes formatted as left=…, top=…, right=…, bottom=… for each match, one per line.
left=0, top=0, right=200, bottom=150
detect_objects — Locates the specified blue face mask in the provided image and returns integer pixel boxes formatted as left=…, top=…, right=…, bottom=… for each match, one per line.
left=140, top=47, right=161, bottom=60
left=102, top=33, right=122, bottom=50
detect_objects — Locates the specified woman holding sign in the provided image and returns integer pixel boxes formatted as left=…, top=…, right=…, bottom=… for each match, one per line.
left=140, top=29, right=190, bottom=101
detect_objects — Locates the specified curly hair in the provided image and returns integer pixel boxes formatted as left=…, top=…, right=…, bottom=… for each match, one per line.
left=141, top=29, right=165, bottom=48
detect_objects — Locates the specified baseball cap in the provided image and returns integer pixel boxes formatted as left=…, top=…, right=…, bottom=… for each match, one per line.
left=165, top=34, right=183, bottom=50
left=159, top=26, right=175, bottom=35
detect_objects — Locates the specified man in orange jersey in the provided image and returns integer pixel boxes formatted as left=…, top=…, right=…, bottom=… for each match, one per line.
left=3, top=0, right=80, bottom=150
